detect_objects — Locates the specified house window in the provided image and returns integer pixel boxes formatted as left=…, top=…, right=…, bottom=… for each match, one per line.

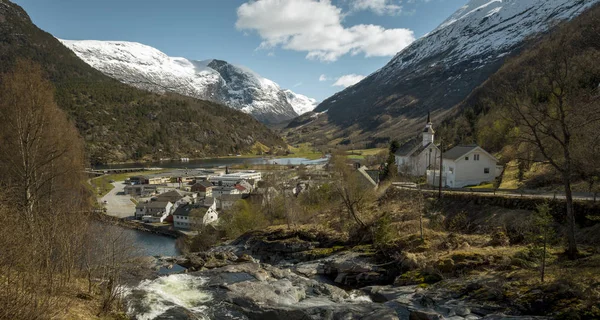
left=465, top=156, right=469, bottom=161
left=474, top=154, right=480, bottom=161
left=484, top=168, right=490, bottom=174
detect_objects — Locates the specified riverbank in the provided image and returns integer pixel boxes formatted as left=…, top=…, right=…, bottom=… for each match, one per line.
left=91, top=212, right=182, bottom=239
left=132, top=226, right=570, bottom=320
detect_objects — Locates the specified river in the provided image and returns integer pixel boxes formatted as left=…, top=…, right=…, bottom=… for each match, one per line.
left=94, top=156, right=329, bottom=170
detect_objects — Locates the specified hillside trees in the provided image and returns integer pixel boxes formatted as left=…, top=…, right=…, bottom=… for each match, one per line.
left=0, top=59, right=92, bottom=318
left=491, top=12, right=600, bottom=258
left=0, top=59, right=137, bottom=318
left=330, top=153, right=375, bottom=229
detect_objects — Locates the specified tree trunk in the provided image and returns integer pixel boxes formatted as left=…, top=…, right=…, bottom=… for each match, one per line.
left=563, top=173, right=578, bottom=258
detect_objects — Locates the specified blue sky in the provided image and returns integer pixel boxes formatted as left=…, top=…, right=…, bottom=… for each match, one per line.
left=13, top=0, right=466, bottom=101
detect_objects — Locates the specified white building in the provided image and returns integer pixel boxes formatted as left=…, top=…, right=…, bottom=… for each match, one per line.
left=173, top=201, right=219, bottom=230
left=202, top=200, right=219, bottom=225
left=209, top=171, right=262, bottom=188
left=427, top=145, right=502, bottom=188
left=395, top=113, right=441, bottom=176
left=135, top=201, right=173, bottom=223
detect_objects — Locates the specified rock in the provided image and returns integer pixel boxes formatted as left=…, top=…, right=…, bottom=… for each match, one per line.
left=410, top=310, right=444, bottom=320
left=362, top=285, right=418, bottom=303
left=399, top=252, right=420, bottom=270
left=237, top=253, right=257, bottom=263
left=334, top=273, right=347, bottom=284
left=455, top=306, right=471, bottom=317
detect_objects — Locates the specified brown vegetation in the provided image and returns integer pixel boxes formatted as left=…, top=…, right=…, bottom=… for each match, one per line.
left=0, top=60, right=135, bottom=319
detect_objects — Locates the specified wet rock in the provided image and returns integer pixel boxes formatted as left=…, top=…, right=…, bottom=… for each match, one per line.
left=410, top=310, right=445, bottom=320
left=455, top=306, right=471, bottom=317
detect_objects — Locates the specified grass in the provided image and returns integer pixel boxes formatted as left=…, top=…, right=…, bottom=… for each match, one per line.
left=469, top=183, right=495, bottom=189
left=499, top=160, right=521, bottom=190
left=345, top=148, right=387, bottom=160
left=286, top=143, right=324, bottom=160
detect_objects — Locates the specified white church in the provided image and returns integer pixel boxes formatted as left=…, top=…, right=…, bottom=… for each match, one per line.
left=395, top=113, right=441, bottom=176
left=395, top=113, right=502, bottom=187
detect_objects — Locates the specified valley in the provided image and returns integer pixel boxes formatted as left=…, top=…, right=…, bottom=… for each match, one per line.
left=0, top=0, right=600, bottom=320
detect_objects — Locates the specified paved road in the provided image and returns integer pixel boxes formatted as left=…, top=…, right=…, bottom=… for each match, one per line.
left=100, top=181, right=136, bottom=218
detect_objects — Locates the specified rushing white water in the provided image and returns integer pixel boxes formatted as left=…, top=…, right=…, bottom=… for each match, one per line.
left=126, top=274, right=212, bottom=320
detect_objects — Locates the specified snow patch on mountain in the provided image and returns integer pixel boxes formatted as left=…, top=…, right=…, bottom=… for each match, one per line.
left=381, top=0, right=599, bottom=80
left=59, top=39, right=317, bottom=123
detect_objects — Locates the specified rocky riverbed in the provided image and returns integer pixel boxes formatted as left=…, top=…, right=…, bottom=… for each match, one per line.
left=126, top=229, right=550, bottom=320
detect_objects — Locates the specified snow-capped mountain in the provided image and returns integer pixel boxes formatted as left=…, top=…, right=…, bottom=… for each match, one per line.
left=313, top=0, right=599, bottom=132
left=60, top=40, right=317, bottom=123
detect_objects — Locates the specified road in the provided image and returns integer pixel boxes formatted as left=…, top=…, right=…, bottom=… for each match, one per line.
left=392, top=183, right=597, bottom=202
left=100, top=181, right=136, bottom=219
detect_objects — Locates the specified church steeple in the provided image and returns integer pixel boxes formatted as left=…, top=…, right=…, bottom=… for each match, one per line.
left=423, top=111, right=434, bottom=146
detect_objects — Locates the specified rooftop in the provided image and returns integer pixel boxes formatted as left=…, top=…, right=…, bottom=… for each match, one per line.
left=136, top=201, right=171, bottom=209
left=443, top=145, right=481, bottom=160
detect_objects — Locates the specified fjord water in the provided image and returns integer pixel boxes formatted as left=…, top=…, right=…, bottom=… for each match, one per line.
left=94, top=156, right=329, bottom=170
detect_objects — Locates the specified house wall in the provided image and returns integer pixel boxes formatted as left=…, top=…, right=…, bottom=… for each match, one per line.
left=450, top=150, right=497, bottom=188
left=174, top=215, right=198, bottom=230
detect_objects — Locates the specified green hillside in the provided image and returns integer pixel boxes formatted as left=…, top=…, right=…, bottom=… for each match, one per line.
left=0, top=0, right=285, bottom=164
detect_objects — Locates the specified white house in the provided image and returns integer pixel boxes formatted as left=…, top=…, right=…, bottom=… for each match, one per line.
left=427, top=145, right=502, bottom=188
left=395, top=113, right=441, bottom=176
left=202, top=200, right=219, bottom=225
left=173, top=201, right=220, bottom=230
left=209, top=171, right=262, bottom=188
left=135, top=201, right=173, bottom=223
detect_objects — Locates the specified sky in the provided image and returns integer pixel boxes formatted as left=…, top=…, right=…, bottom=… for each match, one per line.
left=13, top=0, right=467, bottom=101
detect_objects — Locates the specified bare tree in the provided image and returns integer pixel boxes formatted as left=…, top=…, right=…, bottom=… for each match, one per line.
left=330, top=152, right=374, bottom=228
left=495, top=26, right=600, bottom=258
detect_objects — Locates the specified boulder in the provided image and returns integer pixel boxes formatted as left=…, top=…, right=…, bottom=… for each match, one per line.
left=409, top=310, right=445, bottom=320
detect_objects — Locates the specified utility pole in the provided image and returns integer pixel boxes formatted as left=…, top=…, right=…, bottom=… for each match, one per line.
left=438, top=139, right=443, bottom=199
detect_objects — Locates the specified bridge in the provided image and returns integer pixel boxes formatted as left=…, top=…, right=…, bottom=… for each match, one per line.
left=85, top=167, right=163, bottom=176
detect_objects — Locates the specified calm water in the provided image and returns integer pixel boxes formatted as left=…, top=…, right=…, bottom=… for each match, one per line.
left=94, top=156, right=329, bottom=170
left=97, top=223, right=180, bottom=257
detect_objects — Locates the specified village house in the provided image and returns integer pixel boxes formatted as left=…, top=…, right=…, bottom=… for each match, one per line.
left=395, top=113, right=441, bottom=176
left=212, top=186, right=241, bottom=198
left=124, top=184, right=158, bottom=197
left=129, top=175, right=166, bottom=185
left=191, top=181, right=213, bottom=198
left=427, top=145, right=502, bottom=188
left=154, top=189, right=197, bottom=212
left=135, top=201, right=173, bottom=223
left=173, top=200, right=220, bottom=230
left=356, top=165, right=379, bottom=189
left=219, top=194, right=244, bottom=210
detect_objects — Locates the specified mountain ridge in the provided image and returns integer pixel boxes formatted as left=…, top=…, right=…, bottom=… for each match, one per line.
left=289, top=0, right=600, bottom=149
left=0, top=0, right=286, bottom=164
left=60, top=39, right=317, bottom=124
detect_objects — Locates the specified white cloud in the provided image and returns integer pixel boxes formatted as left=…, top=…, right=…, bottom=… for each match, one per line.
left=332, top=74, right=366, bottom=88
left=319, top=74, right=329, bottom=81
left=293, top=82, right=303, bottom=87
left=348, top=0, right=403, bottom=16
left=236, top=0, right=415, bottom=62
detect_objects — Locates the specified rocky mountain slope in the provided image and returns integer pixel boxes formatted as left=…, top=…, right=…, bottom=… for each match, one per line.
left=60, top=40, right=317, bottom=124
left=0, top=0, right=286, bottom=164
left=288, top=0, right=600, bottom=147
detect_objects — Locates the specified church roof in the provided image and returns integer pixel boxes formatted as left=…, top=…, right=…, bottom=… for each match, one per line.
left=395, top=136, right=437, bottom=158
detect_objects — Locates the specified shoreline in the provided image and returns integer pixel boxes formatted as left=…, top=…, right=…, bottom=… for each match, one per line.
left=91, top=212, right=182, bottom=239
left=92, top=153, right=328, bottom=167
